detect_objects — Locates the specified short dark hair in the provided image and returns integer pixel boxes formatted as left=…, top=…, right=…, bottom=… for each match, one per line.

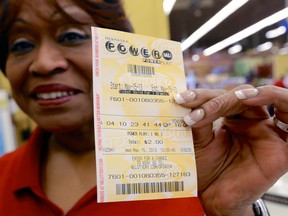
left=0, top=0, right=133, bottom=73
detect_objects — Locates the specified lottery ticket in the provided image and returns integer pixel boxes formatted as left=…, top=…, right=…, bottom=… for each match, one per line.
left=92, top=27, right=197, bottom=203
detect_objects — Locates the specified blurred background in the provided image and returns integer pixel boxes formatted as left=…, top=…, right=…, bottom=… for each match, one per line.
left=0, top=0, right=288, bottom=214
left=124, top=0, right=288, bottom=90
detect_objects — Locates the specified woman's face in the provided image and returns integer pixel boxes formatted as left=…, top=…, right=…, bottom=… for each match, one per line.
left=6, top=0, right=95, bottom=132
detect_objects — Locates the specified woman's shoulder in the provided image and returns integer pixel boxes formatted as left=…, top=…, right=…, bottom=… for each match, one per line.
left=0, top=127, right=46, bottom=172
left=0, top=145, right=27, bottom=174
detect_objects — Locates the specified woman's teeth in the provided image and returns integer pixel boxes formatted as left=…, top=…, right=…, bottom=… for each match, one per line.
left=36, top=91, right=75, bottom=100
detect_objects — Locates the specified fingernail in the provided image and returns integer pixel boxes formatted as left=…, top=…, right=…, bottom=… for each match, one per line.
left=174, top=91, right=196, bottom=104
left=235, top=88, right=258, bottom=100
left=184, top=108, right=205, bottom=126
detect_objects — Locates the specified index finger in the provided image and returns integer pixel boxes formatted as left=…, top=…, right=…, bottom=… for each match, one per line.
left=238, top=85, right=288, bottom=123
left=183, top=85, right=271, bottom=127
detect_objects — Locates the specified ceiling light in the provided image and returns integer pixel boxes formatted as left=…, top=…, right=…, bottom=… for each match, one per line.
left=181, top=0, right=250, bottom=51
left=203, top=7, right=288, bottom=56
left=191, top=54, right=200, bottom=61
left=255, top=42, right=273, bottom=52
left=228, top=44, right=243, bottom=55
left=163, top=0, right=177, bottom=15
left=265, top=26, right=286, bottom=39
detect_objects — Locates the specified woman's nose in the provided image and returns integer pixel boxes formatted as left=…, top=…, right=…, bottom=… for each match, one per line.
left=29, top=40, right=69, bottom=76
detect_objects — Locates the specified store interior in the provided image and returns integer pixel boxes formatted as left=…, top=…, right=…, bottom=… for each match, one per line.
left=0, top=0, right=288, bottom=214
left=170, top=0, right=287, bottom=90
left=168, top=1, right=288, bottom=213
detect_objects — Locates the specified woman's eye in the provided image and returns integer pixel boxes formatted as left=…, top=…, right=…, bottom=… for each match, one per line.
left=58, top=30, right=90, bottom=44
left=10, top=39, right=35, bottom=53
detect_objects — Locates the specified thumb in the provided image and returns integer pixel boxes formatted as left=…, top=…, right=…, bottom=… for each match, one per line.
left=192, top=123, right=214, bottom=150
left=183, top=108, right=214, bottom=149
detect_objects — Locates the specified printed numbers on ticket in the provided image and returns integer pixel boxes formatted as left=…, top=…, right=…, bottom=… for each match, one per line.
left=92, top=27, right=197, bottom=202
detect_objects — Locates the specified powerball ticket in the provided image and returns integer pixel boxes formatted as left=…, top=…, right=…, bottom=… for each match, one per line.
left=92, top=27, right=197, bottom=203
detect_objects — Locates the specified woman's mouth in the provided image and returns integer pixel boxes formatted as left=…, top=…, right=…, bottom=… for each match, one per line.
left=30, top=84, right=81, bottom=105
left=35, top=91, right=76, bottom=100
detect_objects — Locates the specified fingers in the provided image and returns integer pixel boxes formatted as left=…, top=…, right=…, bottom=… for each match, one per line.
left=238, top=85, right=288, bottom=123
left=237, top=85, right=288, bottom=139
left=184, top=85, right=269, bottom=128
left=174, top=88, right=227, bottom=147
left=176, top=85, right=288, bottom=127
left=236, top=85, right=288, bottom=111
left=174, top=89, right=227, bottom=126
left=175, top=85, right=288, bottom=143
left=174, top=89, right=226, bottom=108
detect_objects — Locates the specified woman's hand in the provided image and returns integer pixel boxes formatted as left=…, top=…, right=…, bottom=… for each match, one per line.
left=174, top=85, right=288, bottom=216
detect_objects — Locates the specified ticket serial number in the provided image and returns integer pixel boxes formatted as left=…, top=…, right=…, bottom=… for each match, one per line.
left=110, top=96, right=175, bottom=104
left=108, top=172, right=192, bottom=180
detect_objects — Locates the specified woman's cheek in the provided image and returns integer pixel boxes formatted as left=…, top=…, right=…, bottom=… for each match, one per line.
left=6, top=58, right=29, bottom=90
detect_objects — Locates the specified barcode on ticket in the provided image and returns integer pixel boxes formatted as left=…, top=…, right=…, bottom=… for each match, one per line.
left=116, top=181, right=184, bottom=195
left=127, top=64, right=155, bottom=76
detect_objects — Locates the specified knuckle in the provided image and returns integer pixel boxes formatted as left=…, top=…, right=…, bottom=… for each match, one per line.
left=206, top=96, right=227, bottom=113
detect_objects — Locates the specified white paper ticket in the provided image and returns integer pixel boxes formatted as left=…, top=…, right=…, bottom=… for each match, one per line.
left=92, top=27, right=197, bottom=203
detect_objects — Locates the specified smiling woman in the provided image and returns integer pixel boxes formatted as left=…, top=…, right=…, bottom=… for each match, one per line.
left=5, top=3, right=94, bottom=134
left=0, top=0, right=205, bottom=215
left=1, top=0, right=288, bottom=216
left=1, top=0, right=133, bottom=132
